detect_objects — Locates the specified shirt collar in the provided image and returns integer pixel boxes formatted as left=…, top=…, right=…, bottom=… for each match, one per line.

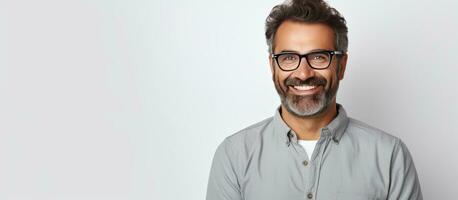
left=273, top=104, right=350, bottom=145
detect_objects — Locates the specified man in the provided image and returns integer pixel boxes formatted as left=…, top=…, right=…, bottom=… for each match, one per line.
left=206, top=0, right=422, bottom=199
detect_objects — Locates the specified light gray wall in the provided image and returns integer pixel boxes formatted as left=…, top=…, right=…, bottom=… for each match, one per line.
left=0, top=0, right=457, bottom=199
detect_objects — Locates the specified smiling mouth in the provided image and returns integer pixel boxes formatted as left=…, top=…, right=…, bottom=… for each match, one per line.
left=292, top=85, right=317, bottom=91
left=288, top=84, right=321, bottom=95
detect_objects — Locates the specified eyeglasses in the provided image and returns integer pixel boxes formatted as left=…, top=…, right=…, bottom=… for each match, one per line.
left=271, top=50, right=344, bottom=71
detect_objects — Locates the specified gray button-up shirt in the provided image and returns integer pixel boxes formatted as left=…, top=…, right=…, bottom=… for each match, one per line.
left=206, top=105, right=422, bottom=200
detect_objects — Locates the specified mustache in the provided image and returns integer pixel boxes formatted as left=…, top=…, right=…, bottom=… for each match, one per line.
left=285, top=77, right=327, bottom=86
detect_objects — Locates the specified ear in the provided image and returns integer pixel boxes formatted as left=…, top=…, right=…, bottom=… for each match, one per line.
left=338, top=53, right=348, bottom=80
left=269, top=54, right=274, bottom=75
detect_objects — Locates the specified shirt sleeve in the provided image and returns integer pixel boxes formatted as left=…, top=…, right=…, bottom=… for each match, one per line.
left=388, top=139, right=423, bottom=200
left=206, top=139, right=242, bottom=200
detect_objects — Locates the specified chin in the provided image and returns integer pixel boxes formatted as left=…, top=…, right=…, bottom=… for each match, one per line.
left=284, top=97, right=328, bottom=117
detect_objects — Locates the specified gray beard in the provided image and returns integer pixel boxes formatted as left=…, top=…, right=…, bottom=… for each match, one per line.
left=283, top=91, right=328, bottom=117
left=274, top=77, right=339, bottom=118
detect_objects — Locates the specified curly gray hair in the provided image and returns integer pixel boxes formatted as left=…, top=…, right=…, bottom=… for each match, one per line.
left=265, top=0, right=348, bottom=53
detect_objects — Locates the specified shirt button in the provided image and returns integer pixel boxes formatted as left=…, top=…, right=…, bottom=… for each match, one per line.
left=307, top=193, right=313, bottom=199
left=302, top=160, right=308, bottom=166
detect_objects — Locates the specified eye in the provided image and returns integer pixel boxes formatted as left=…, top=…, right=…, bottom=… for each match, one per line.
left=284, top=55, right=296, bottom=60
left=309, top=53, right=329, bottom=63
left=278, top=54, right=298, bottom=63
left=312, top=55, right=325, bottom=61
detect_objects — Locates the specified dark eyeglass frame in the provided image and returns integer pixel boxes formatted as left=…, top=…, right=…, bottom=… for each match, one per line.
left=271, top=50, right=344, bottom=71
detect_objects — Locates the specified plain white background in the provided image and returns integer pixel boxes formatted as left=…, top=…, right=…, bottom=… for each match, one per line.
left=1, top=0, right=457, bottom=199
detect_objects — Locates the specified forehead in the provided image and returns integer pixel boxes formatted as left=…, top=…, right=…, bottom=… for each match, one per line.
left=274, top=20, right=335, bottom=53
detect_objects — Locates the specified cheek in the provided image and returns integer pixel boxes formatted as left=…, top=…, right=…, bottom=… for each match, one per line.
left=321, top=71, right=338, bottom=88
left=331, top=73, right=340, bottom=87
left=274, top=70, right=288, bottom=86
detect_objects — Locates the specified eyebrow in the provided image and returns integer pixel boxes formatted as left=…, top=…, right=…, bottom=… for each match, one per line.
left=276, top=49, right=331, bottom=54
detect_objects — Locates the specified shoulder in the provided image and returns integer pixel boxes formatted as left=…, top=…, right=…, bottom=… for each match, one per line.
left=339, top=118, right=417, bottom=169
left=221, top=116, right=274, bottom=151
left=226, top=116, right=273, bottom=140
left=212, top=116, right=274, bottom=172
left=344, top=118, right=401, bottom=149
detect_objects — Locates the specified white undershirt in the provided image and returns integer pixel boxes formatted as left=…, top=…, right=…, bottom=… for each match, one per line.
left=298, top=140, right=318, bottom=159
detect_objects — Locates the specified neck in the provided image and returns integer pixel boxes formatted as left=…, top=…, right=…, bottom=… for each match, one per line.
left=281, top=101, right=338, bottom=140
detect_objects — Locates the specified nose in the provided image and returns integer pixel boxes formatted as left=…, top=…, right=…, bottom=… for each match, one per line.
left=292, top=57, right=315, bottom=80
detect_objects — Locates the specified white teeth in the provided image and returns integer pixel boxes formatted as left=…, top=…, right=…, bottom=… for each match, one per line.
left=293, top=85, right=316, bottom=91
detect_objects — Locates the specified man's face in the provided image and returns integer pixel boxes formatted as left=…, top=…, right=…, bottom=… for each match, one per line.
left=269, top=20, right=347, bottom=117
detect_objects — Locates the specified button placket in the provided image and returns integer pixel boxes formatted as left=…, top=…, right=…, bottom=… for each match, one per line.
left=307, top=192, right=313, bottom=199
left=302, top=160, right=308, bottom=166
